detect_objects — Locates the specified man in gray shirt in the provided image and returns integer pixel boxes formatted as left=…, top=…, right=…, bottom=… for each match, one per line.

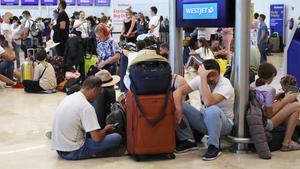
left=52, top=76, right=122, bottom=160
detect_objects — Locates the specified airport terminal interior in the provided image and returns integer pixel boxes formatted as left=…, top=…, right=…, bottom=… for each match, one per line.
left=1, top=0, right=300, bottom=169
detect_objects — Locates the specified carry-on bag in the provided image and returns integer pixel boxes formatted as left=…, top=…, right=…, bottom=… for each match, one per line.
left=125, top=91, right=176, bottom=161
left=129, top=61, right=172, bottom=95
left=84, top=54, right=98, bottom=74
left=21, top=61, right=34, bottom=81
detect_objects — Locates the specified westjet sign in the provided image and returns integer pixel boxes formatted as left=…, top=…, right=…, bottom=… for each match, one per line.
left=183, top=3, right=218, bottom=19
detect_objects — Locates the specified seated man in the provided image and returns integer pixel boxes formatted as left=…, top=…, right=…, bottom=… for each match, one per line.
left=174, top=59, right=235, bottom=161
left=0, top=35, right=15, bottom=82
left=211, top=39, right=229, bottom=60
left=52, top=76, right=123, bottom=160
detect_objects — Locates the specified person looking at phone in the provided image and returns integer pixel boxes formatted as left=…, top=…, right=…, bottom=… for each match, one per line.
left=174, top=59, right=235, bottom=161
left=251, top=63, right=300, bottom=151
left=275, top=75, right=298, bottom=101
left=52, top=76, right=123, bottom=160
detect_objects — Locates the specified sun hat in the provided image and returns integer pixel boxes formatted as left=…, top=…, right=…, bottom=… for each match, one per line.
left=95, top=70, right=120, bottom=87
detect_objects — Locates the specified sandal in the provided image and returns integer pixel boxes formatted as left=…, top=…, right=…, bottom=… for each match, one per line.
left=281, top=141, right=300, bottom=152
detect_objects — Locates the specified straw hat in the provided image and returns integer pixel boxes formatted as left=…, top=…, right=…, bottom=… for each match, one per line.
left=95, top=70, right=120, bottom=87
left=45, top=40, right=60, bottom=52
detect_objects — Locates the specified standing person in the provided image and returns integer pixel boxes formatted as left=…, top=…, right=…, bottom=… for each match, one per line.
left=95, top=24, right=121, bottom=75
left=221, top=28, right=233, bottom=53
left=73, top=11, right=89, bottom=38
left=159, top=16, right=165, bottom=43
left=11, top=16, right=23, bottom=69
left=0, top=12, right=13, bottom=36
left=53, top=1, right=70, bottom=57
left=121, top=8, right=137, bottom=43
left=52, top=76, right=123, bottom=160
left=252, top=13, right=260, bottom=31
left=257, top=14, right=268, bottom=63
left=21, top=10, right=35, bottom=57
left=136, top=13, right=147, bottom=35
left=50, top=10, right=59, bottom=41
left=100, top=16, right=114, bottom=35
left=148, top=6, right=160, bottom=40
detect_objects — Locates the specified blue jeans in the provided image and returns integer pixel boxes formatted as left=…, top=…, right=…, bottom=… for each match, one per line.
left=176, top=103, right=233, bottom=148
left=0, top=60, right=14, bottom=80
left=57, top=133, right=122, bottom=160
left=258, top=42, right=267, bottom=63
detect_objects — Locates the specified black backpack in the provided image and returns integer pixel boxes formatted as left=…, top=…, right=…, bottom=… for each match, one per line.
left=129, top=61, right=172, bottom=95
left=30, top=20, right=41, bottom=37
left=106, top=102, right=126, bottom=143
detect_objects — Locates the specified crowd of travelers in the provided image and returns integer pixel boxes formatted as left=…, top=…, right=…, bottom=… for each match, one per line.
left=0, top=1, right=299, bottom=162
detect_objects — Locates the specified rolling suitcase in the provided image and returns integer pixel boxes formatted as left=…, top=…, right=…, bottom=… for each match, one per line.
left=126, top=91, right=176, bottom=161
left=271, top=37, right=281, bottom=53
left=21, top=61, right=33, bottom=81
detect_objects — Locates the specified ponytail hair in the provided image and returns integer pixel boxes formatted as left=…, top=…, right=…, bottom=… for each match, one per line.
left=255, top=77, right=266, bottom=87
left=256, top=62, right=277, bottom=86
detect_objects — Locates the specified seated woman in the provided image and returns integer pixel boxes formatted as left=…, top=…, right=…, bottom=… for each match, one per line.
left=92, top=70, right=120, bottom=128
left=189, top=38, right=214, bottom=60
left=251, top=63, right=300, bottom=151
left=23, top=48, right=57, bottom=93
left=95, top=24, right=121, bottom=75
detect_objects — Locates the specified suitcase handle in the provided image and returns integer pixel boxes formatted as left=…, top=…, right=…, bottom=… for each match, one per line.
left=130, top=75, right=172, bottom=127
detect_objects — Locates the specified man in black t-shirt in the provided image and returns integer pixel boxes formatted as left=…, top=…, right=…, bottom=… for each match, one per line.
left=53, top=1, right=70, bottom=57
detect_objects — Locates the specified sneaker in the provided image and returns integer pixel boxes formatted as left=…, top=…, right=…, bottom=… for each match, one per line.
left=202, top=145, right=222, bottom=161
left=12, top=83, right=24, bottom=89
left=175, top=140, right=198, bottom=153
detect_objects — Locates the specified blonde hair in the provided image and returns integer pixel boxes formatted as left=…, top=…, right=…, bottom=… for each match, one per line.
left=3, top=12, right=13, bottom=24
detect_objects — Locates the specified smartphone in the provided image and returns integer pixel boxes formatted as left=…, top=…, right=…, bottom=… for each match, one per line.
left=287, top=85, right=300, bottom=93
left=113, top=123, right=120, bottom=128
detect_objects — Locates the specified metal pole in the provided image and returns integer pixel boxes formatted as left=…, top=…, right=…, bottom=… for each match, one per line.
left=169, top=0, right=183, bottom=75
left=232, top=0, right=251, bottom=153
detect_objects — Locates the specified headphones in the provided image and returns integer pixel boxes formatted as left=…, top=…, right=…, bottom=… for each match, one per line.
left=97, top=24, right=110, bottom=37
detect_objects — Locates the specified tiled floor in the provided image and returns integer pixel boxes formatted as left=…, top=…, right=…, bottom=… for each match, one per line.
left=1, top=53, right=300, bottom=169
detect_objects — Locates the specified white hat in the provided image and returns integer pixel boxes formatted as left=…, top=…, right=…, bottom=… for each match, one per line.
left=45, top=40, right=60, bottom=52
left=95, top=70, right=120, bottom=87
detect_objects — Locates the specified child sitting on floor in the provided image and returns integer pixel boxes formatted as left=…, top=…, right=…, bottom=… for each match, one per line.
left=23, top=48, right=57, bottom=93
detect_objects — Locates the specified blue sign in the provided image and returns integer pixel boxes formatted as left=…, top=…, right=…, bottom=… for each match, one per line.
left=183, top=3, right=218, bottom=20
left=77, top=0, right=93, bottom=6
left=41, top=0, right=57, bottom=5
left=176, top=0, right=235, bottom=27
left=1, top=0, right=18, bottom=5
left=21, top=0, right=38, bottom=5
left=95, top=0, right=110, bottom=6
left=65, top=0, right=75, bottom=6
left=270, top=4, right=285, bottom=39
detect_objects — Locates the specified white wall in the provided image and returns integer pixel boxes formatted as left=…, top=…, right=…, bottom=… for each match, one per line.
left=252, top=0, right=300, bottom=42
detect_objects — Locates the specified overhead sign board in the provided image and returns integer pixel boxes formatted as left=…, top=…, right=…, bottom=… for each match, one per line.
left=176, top=0, right=235, bottom=27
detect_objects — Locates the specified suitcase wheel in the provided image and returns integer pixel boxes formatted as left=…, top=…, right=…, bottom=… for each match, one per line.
left=166, top=153, right=176, bottom=160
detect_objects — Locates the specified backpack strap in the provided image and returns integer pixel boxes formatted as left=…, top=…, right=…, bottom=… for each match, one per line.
left=129, top=72, right=172, bottom=127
